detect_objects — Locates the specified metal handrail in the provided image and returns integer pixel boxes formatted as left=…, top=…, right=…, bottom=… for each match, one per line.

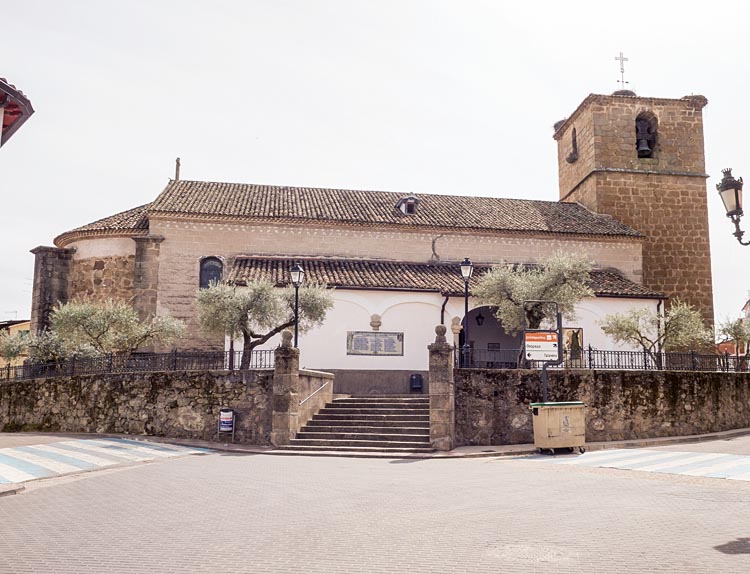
left=299, top=380, right=331, bottom=406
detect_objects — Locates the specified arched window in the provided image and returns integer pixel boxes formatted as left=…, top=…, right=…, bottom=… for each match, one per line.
left=199, top=257, right=223, bottom=289
left=566, top=127, right=579, bottom=163
left=635, top=111, right=658, bottom=158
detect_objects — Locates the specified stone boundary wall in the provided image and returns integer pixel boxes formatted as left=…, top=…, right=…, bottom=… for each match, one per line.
left=455, top=369, right=750, bottom=446
left=0, top=370, right=274, bottom=444
left=298, top=369, right=334, bottom=430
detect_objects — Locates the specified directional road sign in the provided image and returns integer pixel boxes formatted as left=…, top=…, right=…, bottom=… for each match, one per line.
left=524, top=331, right=559, bottom=361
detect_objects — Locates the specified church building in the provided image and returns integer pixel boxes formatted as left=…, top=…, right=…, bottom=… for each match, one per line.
left=30, top=91, right=713, bottom=393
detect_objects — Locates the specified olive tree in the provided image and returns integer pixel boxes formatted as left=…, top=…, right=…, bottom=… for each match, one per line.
left=196, top=281, right=333, bottom=368
left=717, top=317, right=750, bottom=360
left=0, top=331, right=28, bottom=363
left=473, top=252, right=594, bottom=334
left=50, top=299, right=185, bottom=357
left=600, top=300, right=713, bottom=360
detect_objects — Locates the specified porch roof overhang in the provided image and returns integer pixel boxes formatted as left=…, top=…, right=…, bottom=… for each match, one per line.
left=227, top=257, right=665, bottom=300
left=0, top=78, right=34, bottom=147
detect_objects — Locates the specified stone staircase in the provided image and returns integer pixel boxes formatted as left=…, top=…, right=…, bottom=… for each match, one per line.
left=278, top=396, right=433, bottom=453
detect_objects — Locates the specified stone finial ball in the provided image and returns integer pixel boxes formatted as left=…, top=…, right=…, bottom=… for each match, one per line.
left=281, top=330, right=293, bottom=347
left=435, top=325, right=447, bottom=343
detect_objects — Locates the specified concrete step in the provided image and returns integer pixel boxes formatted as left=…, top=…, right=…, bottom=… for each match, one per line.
left=333, top=397, right=429, bottom=404
left=305, top=422, right=429, bottom=433
left=288, top=438, right=432, bottom=449
left=295, top=429, right=430, bottom=445
left=318, top=408, right=428, bottom=416
left=274, top=444, right=435, bottom=454
left=307, top=419, right=430, bottom=432
left=326, top=402, right=428, bottom=410
left=311, top=413, right=429, bottom=422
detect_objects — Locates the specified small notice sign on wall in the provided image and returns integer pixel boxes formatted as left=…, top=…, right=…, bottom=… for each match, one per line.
left=347, top=331, right=404, bottom=356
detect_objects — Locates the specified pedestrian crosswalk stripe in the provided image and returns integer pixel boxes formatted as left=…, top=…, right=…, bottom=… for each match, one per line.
left=0, top=448, right=83, bottom=474
left=16, top=445, right=96, bottom=470
left=0, top=460, right=37, bottom=483
left=0, top=439, right=208, bottom=485
left=86, top=439, right=180, bottom=458
left=48, top=442, right=138, bottom=463
left=25, top=444, right=113, bottom=467
left=65, top=440, right=156, bottom=462
left=0, top=453, right=55, bottom=480
left=527, top=448, right=750, bottom=481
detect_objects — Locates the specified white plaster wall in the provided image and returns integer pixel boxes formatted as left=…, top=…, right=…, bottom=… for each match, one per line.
left=234, top=290, right=453, bottom=371
left=230, top=289, right=659, bottom=370
left=67, top=237, right=136, bottom=259
left=570, top=297, right=659, bottom=351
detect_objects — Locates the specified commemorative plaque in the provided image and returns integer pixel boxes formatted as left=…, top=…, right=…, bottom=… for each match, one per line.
left=347, top=331, right=404, bottom=356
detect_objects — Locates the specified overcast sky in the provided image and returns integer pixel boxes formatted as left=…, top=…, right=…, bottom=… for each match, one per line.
left=2, top=0, right=748, bottom=328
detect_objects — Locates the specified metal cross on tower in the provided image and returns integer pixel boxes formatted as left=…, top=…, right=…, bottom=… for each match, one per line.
left=614, top=51, right=629, bottom=88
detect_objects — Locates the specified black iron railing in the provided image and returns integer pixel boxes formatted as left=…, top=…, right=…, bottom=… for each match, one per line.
left=456, top=346, right=748, bottom=373
left=1, top=350, right=276, bottom=383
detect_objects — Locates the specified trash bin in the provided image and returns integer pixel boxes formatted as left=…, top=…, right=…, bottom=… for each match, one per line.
left=529, top=401, right=586, bottom=453
left=409, top=374, right=423, bottom=393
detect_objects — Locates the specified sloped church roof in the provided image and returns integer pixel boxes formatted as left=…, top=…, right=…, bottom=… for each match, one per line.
left=55, top=180, right=642, bottom=246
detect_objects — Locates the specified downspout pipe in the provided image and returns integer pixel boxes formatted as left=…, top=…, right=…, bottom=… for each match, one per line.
left=440, top=295, right=449, bottom=325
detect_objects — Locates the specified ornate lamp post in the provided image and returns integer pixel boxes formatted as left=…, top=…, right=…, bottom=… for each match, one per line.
left=717, top=168, right=750, bottom=246
left=460, top=258, right=474, bottom=367
left=290, top=264, right=305, bottom=347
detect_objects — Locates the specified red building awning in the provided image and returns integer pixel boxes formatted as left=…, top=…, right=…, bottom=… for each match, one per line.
left=1, top=78, right=34, bottom=147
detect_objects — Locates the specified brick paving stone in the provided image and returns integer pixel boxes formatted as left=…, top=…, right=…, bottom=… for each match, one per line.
left=0, top=449, right=748, bottom=573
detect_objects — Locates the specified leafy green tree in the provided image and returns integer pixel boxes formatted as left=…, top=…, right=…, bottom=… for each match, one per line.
left=50, top=299, right=185, bottom=357
left=196, top=281, right=333, bottom=368
left=473, top=252, right=593, bottom=333
left=717, top=317, right=750, bottom=360
left=600, top=300, right=713, bottom=361
left=26, top=330, right=96, bottom=364
left=0, top=330, right=28, bottom=363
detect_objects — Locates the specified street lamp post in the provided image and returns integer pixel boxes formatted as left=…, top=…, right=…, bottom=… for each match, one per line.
left=717, top=168, right=750, bottom=246
left=290, top=264, right=305, bottom=347
left=460, top=257, right=474, bottom=368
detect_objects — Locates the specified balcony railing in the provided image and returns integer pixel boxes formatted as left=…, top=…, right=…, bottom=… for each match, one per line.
left=456, top=346, right=748, bottom=372
left=1, top=350, right=276, bottom=383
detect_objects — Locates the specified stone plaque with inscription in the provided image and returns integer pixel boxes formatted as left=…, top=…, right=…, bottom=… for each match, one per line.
left=347, top=331, right=404, bottom=356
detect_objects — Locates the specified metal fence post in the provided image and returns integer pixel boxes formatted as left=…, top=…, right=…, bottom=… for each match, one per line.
left=172, top=349, right=178, bottom=371
left=690, top=350, right=697, bottom=371
left=587, top=345, right=593, bottom=369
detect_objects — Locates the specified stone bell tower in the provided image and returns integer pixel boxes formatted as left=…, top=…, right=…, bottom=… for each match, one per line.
left=553, top=91, right=714, bottom=325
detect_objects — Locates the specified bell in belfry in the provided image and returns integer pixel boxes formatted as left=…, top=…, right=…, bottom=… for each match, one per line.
left=637, top=138, right=652, bottom=157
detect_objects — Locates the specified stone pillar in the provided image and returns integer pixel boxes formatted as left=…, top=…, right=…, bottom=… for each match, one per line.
left=132, top=235, right=164, bottom=320
left=30, top=246, right=73, bottom=334
left=429, top=325, right=455, bottom=451
left=270, top=331, right=300, bottom=446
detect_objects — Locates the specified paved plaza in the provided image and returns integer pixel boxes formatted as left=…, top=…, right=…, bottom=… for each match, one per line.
left=1, top=435, right=749, bottom=573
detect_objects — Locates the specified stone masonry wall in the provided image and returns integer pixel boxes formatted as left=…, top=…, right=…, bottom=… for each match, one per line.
left=0, top=370, right=274, bottom=444
left=30, top=246, right=73, bottom=334
left=554, top=94, right=713, bottom=324
left=595, top=172, right=713, bottom=324
left=455, top=369, right=750, bottom=446
left=68, top=256, right=136, bottom=303
left=149, top=218, right=643, bottom=349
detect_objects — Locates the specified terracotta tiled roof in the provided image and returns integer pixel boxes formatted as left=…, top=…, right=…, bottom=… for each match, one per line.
left=228, top=257, right=664, bottom=299
left=149, top=180, right=641, bottom=237
left=54, top=204, right=150, bottom=246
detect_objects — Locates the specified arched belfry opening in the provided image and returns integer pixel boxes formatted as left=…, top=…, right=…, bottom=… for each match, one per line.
left=635, top=111, right=658, bottom=158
